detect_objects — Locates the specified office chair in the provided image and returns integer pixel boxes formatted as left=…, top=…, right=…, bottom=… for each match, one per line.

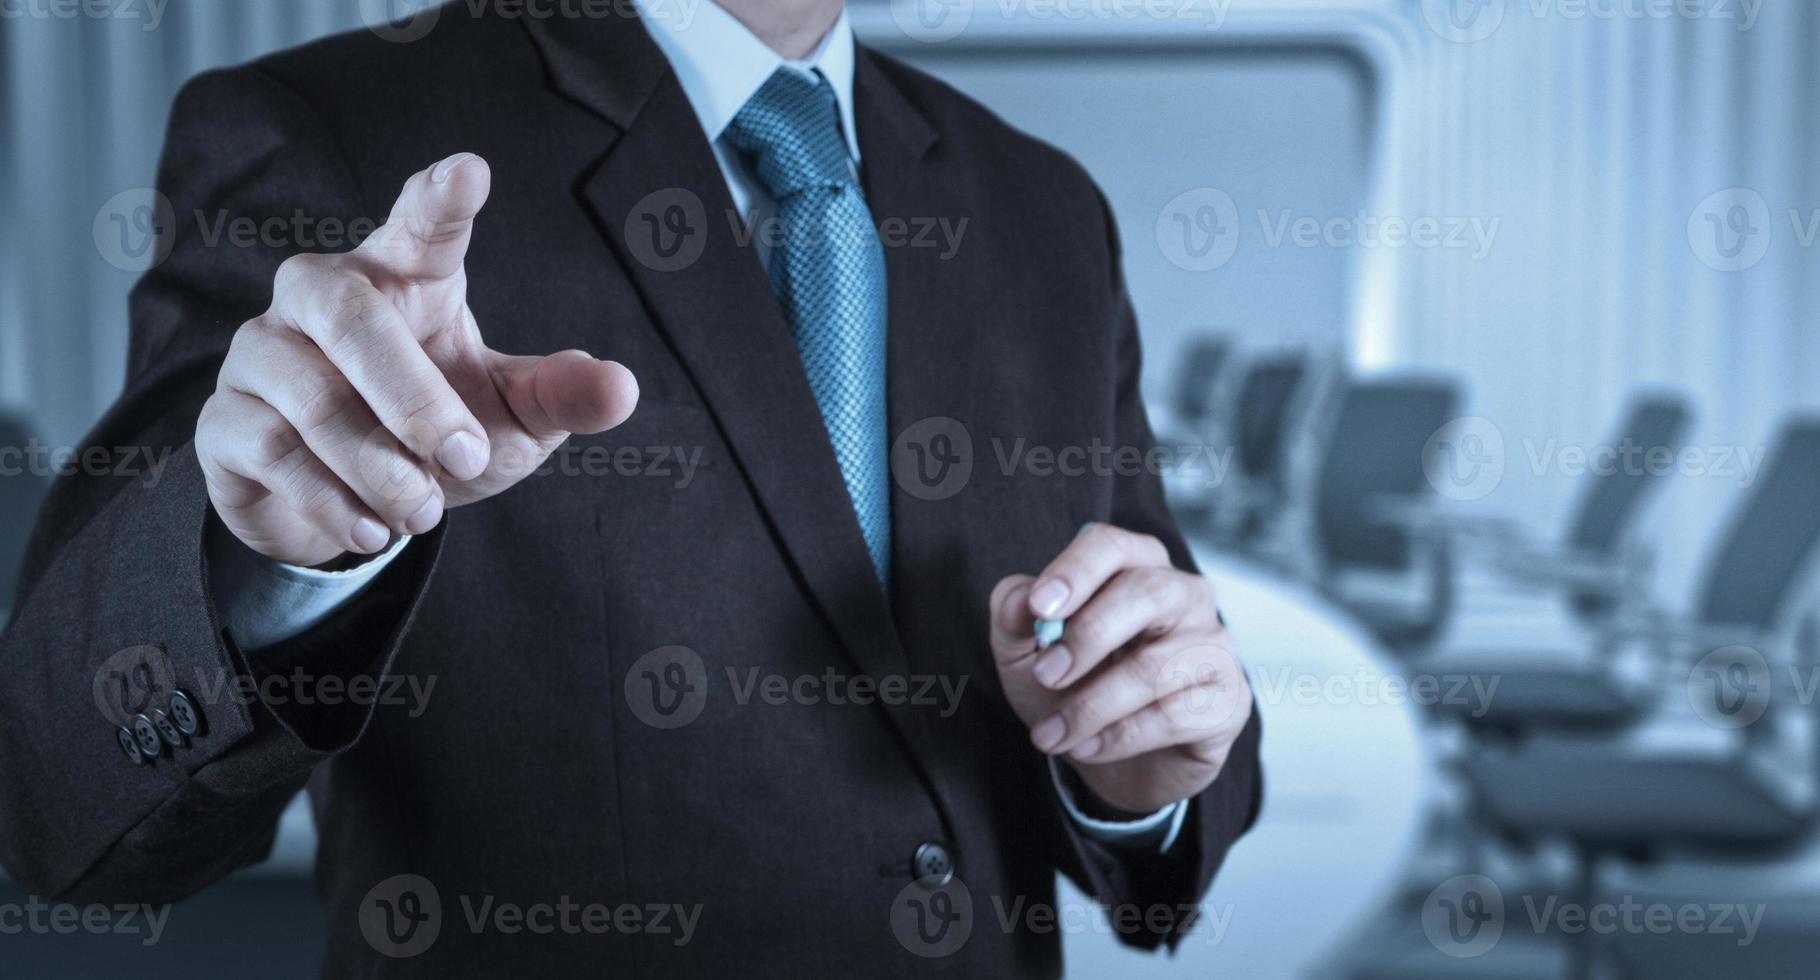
left=0, top=413, right=49, bottom=621
left=1502, top=394, right=1691, bottom=621
left=1312, top=377, right=1463, bottom=655
left=1331, top=419, right=1820, bottom=980
left=1172, top=333, right=1233, bottom=428
left=1455, top=420, right=1820, bottom=978
left=1151, top=332, right=1232, bottom=446
left=1463, top=418, right=1820, bottom=847
left=1410, top=394, right=1694, bottom=734
left=1207, top=349, right=1348, bottom=574
left=1205, top=353, right=1310, bottom=544
left=1589, top=612, right=1820, bottom=980
left=1152, top=333, right=1233, bottom=532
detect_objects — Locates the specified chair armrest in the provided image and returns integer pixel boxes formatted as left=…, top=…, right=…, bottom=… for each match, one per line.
left=1489, top=547, right=1639, bottom=595
left=1596, top=616, right=1783, bottom=661
left=1363, top=496, right=1531, bottom=547
left=1370, top=499, right=1660, bottom=607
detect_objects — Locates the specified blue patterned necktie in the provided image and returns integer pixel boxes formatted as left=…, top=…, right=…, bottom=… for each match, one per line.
left=726, top=69, right=892, bottom=587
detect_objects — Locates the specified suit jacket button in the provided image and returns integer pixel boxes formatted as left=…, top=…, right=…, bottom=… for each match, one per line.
left=151, top=709, right=185, bottom=749
left=117, top=726, right=146, bottom=765
left=913, top=842, right=954, bottom=886
left=131, top=714, right=163, bottom=759
left=169, top=690, right=203, bottom=737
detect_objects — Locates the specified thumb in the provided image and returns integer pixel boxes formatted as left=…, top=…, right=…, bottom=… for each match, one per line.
left=358, top=152, right=491, bottom=282
left=989, top=574, right=1061, bottom=723
left=488, top=349, right=640, bottom=443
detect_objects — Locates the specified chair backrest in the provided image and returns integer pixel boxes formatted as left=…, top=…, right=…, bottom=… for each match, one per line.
left=1315, top=377, right=1461, bottom=570
left=0, top=413, right=50, bottom=613
left=1233, top=356, right=1308, bottom=484
left=1169, top=335, right=1231, bottom=422
left=1564, top=393, right=1693, bottom=555
left=1694, top=419, right=1820, bottom=631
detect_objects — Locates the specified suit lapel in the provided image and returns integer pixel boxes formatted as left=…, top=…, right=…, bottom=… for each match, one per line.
left=521, top=19, right=974, bottom=816
left=855, top=52, right=986, bottom=671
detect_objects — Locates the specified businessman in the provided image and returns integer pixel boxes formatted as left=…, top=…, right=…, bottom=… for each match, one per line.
left=0, top=0, right=1260, bottom=974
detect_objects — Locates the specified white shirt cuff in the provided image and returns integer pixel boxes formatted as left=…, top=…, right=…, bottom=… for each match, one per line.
left=207, top=522, right=412, bottom=652
left=1049, top=757, right=1189, bottom=854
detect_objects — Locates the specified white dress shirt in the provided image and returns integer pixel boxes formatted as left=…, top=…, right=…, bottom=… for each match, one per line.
left=208, top=0, right=1185, bottom=852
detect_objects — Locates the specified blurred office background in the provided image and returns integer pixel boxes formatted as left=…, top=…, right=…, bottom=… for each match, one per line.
left=3, top=0, right=1819, bottom=976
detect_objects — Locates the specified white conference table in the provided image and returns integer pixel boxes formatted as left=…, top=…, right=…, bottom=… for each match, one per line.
left=249, top=549, right=1433, bottom=978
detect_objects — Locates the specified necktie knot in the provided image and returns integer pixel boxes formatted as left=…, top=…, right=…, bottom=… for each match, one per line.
left=725, top=68, right=855, bottom=200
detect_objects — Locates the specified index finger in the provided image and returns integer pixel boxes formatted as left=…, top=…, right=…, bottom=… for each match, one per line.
left=356, top=152, right=490, bottom=283
left=1026, top=523, right=1172, bottom=621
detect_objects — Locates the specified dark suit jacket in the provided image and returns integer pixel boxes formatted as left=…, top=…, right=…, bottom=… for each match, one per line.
left=0, top=6, right=1261, bottom=976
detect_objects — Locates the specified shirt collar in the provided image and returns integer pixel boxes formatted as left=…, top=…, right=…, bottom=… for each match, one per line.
left=634, top=0, right=860, bottom=164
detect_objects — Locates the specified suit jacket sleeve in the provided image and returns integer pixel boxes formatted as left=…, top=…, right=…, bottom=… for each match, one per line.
left=0, top=65, right=442, bottom=905
left=1047, top=188, right=1265, bottom=951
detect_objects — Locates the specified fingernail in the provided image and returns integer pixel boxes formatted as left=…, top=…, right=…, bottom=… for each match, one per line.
left=1031, top=715, right=1066, bottom=753
left=405, top=495, right=444, bottom=535
left=1072, top=736, right=1103, bottom=761
left=436, top=431, right=489, bottom=481
left=1029, top=579, right=1070, bottom=619
left=352, top=518, right=390, bottom=554
left=431, top=153, right=474, bottom=184
left=1033, top=644, right=1072, bottom=688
